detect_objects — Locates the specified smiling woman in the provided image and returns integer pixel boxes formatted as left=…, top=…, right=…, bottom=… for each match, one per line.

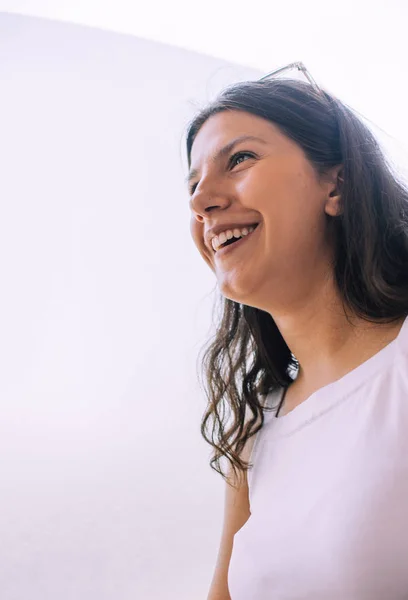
left=184, top=73, right=408, bottom=599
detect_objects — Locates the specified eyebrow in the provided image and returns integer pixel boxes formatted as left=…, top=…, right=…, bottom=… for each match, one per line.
left=185, top=135, right=267, bottom=187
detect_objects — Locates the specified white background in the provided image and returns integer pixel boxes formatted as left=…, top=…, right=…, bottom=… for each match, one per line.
left=0, top=12, right=261, bottom=599
left=2, top=2, right=408, bottom=178
left=0, top=4, right=408, bottom=600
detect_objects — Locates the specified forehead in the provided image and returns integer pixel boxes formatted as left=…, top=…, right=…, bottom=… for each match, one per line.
left=189, top=110, right=283, bottom=167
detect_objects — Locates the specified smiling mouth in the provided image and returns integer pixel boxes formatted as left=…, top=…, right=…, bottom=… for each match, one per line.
left=213, top=223, right=260, bottom=255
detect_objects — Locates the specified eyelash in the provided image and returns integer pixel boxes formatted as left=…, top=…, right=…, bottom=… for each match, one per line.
left=189, top=151, right=256, bottom=195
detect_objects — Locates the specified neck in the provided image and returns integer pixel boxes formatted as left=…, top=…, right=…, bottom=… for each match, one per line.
left=269, top=278, right=405, bottom=393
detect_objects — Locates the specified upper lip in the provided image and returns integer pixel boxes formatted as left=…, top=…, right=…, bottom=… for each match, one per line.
left=205, top=222, right=259, bottom=251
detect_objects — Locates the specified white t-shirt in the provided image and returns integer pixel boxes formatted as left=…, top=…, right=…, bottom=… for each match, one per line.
left=228, top=315, right=408, bottom=600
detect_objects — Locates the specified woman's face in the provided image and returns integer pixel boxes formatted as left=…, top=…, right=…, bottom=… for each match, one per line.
left=188, top=110, right=341, bottom=311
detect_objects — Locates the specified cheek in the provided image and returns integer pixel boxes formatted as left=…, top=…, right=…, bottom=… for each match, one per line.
left=253, top=172, right=325, bottom=256
left=239, top=163, right=294, bottom=211
left=257, top=167, right=319, bottom=222
left=190, top=220, right=215, bottom=268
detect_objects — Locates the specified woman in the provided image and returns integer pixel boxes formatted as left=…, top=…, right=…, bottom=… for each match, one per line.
left=185, top=65, right=408, bottom=599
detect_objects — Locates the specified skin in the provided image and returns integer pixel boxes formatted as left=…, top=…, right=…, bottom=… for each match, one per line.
left=188, top=110, right=406, bottom=414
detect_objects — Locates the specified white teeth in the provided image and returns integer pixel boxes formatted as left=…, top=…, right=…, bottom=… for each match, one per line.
left=218, top=232, right=227, bottom=245
left=211, top=225, right=257, bottom=252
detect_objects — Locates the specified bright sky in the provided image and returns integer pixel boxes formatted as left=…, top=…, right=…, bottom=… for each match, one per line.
left=2, top=0, right=408, bottom=174
left=0, top=1, right=406, bottom=72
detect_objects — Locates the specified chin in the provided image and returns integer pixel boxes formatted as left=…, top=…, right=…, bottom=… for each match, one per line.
left=218, top=281, right=254, bottom=306
left=219, top=270, right=269, bottom=309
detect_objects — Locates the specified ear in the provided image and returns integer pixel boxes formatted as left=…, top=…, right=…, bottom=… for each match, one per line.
left=324, top=165, right=343, bottom=217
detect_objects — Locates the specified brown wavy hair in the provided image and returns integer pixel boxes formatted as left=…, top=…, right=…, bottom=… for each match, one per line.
left=185, top=78, right=408, bottom=489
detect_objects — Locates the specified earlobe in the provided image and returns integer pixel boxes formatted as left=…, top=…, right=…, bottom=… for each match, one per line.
left=325, top=194, right=343, bottom=217
left=325, top=168, right=343, bottom=216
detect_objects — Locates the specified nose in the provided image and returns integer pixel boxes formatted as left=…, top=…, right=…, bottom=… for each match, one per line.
left=189, top=178, right=231, bottom=221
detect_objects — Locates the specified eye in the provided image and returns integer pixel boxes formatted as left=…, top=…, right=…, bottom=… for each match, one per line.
left=189, top=181, right=198, bottom=196
left=188, top=151, right=256, bottom=196
left=229, top=151, right=256, bottom=168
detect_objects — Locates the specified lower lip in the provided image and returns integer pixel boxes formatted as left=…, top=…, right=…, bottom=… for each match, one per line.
left=214, top=225, right=260, bottom=258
